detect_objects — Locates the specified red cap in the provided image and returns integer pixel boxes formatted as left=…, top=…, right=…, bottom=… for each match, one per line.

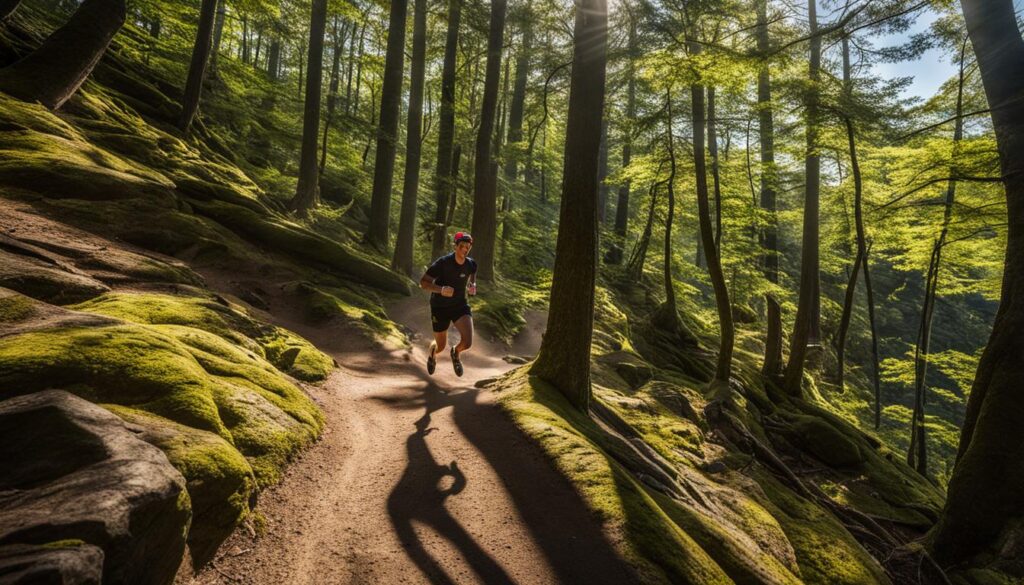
left=454, top=231, right=473, bottom=244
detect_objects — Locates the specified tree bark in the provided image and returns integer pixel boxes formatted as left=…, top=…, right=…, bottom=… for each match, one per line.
left=392, top=0, right=428, bottom=276
left=597, top=120, right=610, bottom=224
left=430, top=0, right=462, bottom=260
left=627, top=180, right=660, bottom=282
left=663, top=92, right=678, bottom=314
left=209, top=0, right=227, bottom=74
left=757, top=0, right=782, bottom=379
left=782, top=0, right=821, bottom=397
left=930, top=0, right=1024, bottom=566
left=319, top=17, right=344, bottom=174
left=504, top=3, right=531, bottom=180
left=0, top=0, right=125, bottom=110
left=530, top=0, right=607, bottom=410
left=608, top=13, right=637, bottom=265
left=908, top=38, right=967, bottom=477
left=267, top=32, right=282, bottom=80
left=287, top=0, right=328, bottom=216
left=691, top=44, right=734, bottom=388
left=708, top=86, right=723, bottom=253
left=178, top=0, right=217, bottom=131
left=469, top=0, right=507, bottom=281
left=364, top=0, right=409, bottom=249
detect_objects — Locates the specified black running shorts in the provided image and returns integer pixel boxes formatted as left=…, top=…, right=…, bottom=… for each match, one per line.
left=431, top=303, right=472, bottom=332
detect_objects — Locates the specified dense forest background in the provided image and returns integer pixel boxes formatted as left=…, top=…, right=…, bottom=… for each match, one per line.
left=0, top=0, right=1021, bottom=582
left=96, top=0, right=1006, bottom=484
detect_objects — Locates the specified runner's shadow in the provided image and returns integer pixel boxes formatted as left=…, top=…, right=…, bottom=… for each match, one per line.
left=386, top=382, right=516, bottom=585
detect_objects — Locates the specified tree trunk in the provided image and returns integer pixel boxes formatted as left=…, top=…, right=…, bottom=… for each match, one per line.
left=430, top=0, right=462, bottom=260
left=835, top=35, right=866, bottom=393
left=469, top=0, right=507, bottom=281
left=708, top=86, right=723, bottom=252
left=504, top=4, right=531, bottom=180
left=0, top=0, right=126, bottom=110
left=253, top=29, right=263, bottom=69
left=364, top=0, right=409, bottom=249
left=344, top=21, right=362, bottom=115
left=353, top=24, right=365, bottom=116
left=319, top=17, right=344, bottom=174
left=530, top=0, right=607, bottom=410
left=663, top=92, right=678, bottom=314
left=177, top=0, right=217, bottom=131
left=267, top=34, right=282, bottom=81
left=691, top=44, right=734, bottom=389
left=209, top=0, right=226, bottom=74
left=447, top=144, right=463, bottom=226
left=392, top=0, right=427, bottom=276
left=608, top=14, right=636, bottom=265
left=627, top=181, right=659, bottom=282
left=908, top=38, right=967, bottom=477
left=287, top=0, right=328, bottom=216
left=240, top=15, right=249, bottom=62
left=757, top=0, right=782, bottom=379
left=597, top=120, right=610, bottom=224
left=782, top=0, right=821, bottom=398
left=930, top=0, right=1024, bottom=565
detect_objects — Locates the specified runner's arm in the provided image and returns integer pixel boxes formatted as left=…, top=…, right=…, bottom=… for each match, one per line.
left=419, top=273, right=444, bottom=294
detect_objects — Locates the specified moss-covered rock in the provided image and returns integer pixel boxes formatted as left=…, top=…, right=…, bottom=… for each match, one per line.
left=295, top=282, right=407, bottom=348
left=789, top=415, right=865, bottom=468
left=0, top=251, right=110, bottom=304
left=71, top=291, right=333, bottom=382
left=0, top=290, right=325, bottom=564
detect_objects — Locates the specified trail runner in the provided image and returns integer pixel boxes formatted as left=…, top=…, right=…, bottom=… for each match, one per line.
left=419, top=232, right=477, bottom=376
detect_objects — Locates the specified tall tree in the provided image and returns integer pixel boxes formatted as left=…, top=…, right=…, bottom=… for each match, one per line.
left=430, top=0, right=463, bottom=260
left=209, top=0, right=227, bottom=74
left=708, top=86, right=723, bottom=251
left=597, top=120, right=610, bottom=223
left=504, top=2, right=532, bottom=180
left=392, top=0, right=428, bottom=276
left=179, top=0, right=218, bottom=132
left=287, top=0, right=328, bottom=215
left=530, top=0, right=607, bottom=409
left=782, top=0, right=821, bottom=397
left=661, top=92, right=679, bottom=320
left=365, top=0, right=409, bottom=249
left=319, top=17, right=345, bottom=173
left=756, top=0, right=782, bottom=379
left=0, top=0, right=126, bottom=110
left=469, top=0, right=508, bottom=281
left=930, top=0, right=1024, bottom=566
left=691, top=43, right=734, bottom=394
left=906, top=37, right=969, bottom=475
left=608, top=12, right=637, bottom=265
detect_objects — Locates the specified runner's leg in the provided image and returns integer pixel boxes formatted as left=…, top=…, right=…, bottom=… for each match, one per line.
left=452, top=314, right=473, bottom=355
left=433, top=331, right=448, bottom=356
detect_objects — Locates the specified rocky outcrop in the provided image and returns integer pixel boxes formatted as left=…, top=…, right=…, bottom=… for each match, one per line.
left=0, top=542, right=104, bottom=585
left=0, top=390, right=191, bottom=585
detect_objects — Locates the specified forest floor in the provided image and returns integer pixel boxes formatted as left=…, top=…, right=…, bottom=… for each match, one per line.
left=180, top=284, right=636, bottom=585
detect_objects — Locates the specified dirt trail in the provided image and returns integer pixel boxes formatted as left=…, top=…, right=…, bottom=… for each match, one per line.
left=184, top=290, right=637, bottom=585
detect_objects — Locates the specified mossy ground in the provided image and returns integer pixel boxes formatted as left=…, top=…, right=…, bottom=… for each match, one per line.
left=486, top=274, right=953, bottom=584
left=0, top=290, right=326, bottom=566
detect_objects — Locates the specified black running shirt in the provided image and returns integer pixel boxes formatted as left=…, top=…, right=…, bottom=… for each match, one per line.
left=425, top=253, right=477, bottom=308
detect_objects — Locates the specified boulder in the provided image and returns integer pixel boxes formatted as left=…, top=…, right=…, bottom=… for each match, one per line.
left=0, top=543, right=103, bottom=585
left=0, top=390, right=190, bottom=585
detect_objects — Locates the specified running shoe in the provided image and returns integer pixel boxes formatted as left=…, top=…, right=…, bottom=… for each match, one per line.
left=451, top=346, right=463, bottom=377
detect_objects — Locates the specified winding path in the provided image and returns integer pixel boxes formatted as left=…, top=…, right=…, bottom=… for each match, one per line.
left=183, top=292, right=637, bottom=585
